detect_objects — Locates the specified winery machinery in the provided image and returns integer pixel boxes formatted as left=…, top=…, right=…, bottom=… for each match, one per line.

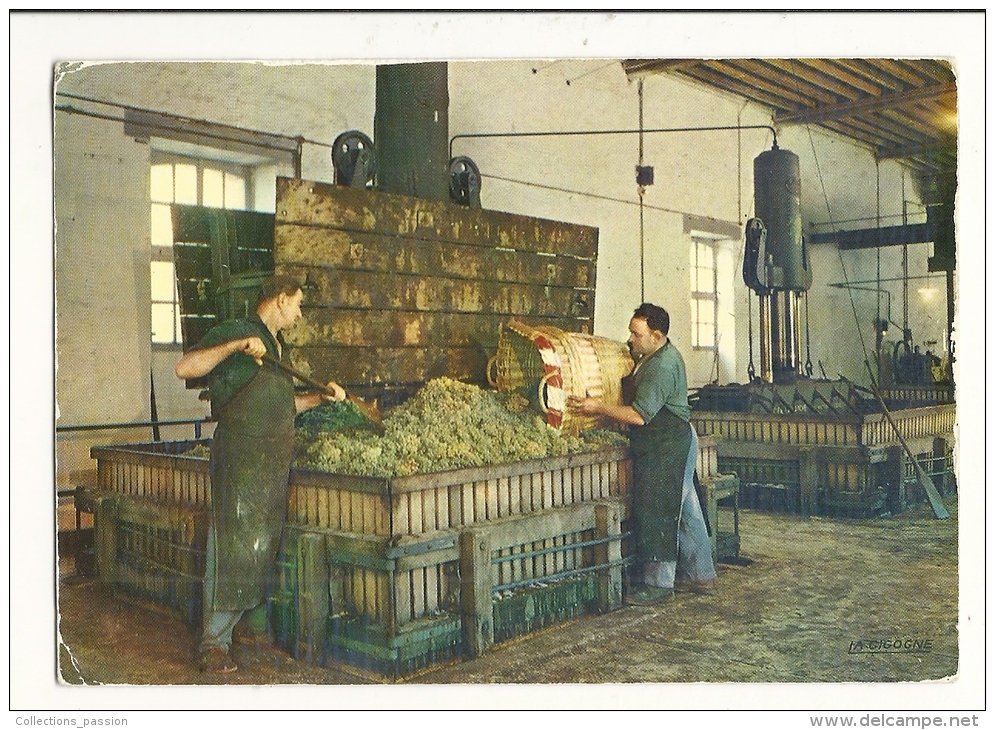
left=691, top=143, right=955, bottom=519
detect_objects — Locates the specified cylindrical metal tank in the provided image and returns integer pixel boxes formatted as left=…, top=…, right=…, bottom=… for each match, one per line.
left=374, top=62, right=450, bottom=201
left=753, top=145, right=811, bottom=292
left=749, top=144, right=812, bottom=383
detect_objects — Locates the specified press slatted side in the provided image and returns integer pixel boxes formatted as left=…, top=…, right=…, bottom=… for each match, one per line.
left=275, top=178, right=598, bottom=399
left=94, top=494, right=208, bottom=625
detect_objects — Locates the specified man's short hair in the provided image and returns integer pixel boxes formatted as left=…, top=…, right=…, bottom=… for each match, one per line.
left=259, top=273, right=303, bottom=303
left=633, top=302, right=670, bottom=336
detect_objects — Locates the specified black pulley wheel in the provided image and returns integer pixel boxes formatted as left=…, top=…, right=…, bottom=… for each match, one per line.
left=448, top=156, right=482, bottom=207
left=332, top=130, right=376, bottom=187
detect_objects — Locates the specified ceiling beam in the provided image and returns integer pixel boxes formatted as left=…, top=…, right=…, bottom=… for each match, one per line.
left=814, top=59, right=890, bottom=96
left=763, top=59, right=875, bottom=102
left=808, top=223, right=930, bottom=249
left=876, top=139, right=957, bottom=162
left=721, top=59, right=838, bottom=107
left=622, top=59, right=700, bottom=76
left=774, top=82, right=957, bottom=125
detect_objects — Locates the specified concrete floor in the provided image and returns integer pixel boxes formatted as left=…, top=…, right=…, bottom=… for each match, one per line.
left=55, top=500, right=963, bottom=708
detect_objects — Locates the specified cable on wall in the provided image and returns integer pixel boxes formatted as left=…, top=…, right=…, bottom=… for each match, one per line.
left=638, top=79, right=646, bottom=303
left=452, top=122, right=777, bottom=309
left=450, top=124, right=777, bottom=160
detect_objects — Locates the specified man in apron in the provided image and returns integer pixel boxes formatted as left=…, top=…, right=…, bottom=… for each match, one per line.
left=175, top=274, right=346, bottom=673
left=568, top=303, right=716, bottom=605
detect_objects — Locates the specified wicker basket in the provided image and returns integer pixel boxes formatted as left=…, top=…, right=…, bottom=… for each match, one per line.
left=487, top=320, right=633, bottom=435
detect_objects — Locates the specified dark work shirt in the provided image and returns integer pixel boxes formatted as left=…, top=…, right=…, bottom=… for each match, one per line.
left=194, top=315, right=282, bottom=414
left=630, top=340, right=691, bottom=423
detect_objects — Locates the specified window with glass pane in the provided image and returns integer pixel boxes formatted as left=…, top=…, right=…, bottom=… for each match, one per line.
left=150, top=154, right=251, bottom=344
left=690, top=238, right=718, bottom=350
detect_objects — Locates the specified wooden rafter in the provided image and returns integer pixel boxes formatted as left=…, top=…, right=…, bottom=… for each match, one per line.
left=620, top=58, right=956, bottom=173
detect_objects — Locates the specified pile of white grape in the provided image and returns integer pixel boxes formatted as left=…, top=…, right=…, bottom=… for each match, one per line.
left=293, top=377, right=628, bottom=477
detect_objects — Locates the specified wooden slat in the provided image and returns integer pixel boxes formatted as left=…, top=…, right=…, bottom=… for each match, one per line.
left=523, top=472, right=539, bottom=510
left=411, top=566, right=427, bottom=619
left=473, top=480, right=487, bottom=526
left=363, top=568, right=380, bottom=623
left=284, top=343, right=487, bottom=389
left=485, top=478, right=499, bottom=521
left=281, top=265, right=590, bottom=319
left=393, top=568, right=411, bottom=624
left=338, top=487, right=353, bottom=533
left=462, top=481, right=476, bottom=526
left=508, top=474, right=522, bottom=517
left=448, top=484, right=463, bottom=529
left=407, top=491, right=423, bottom=535
left=421, top=486, right=437, bottom=533
left=289, top=309, right=475, bottom=349
left=496, top=476, right=511, bottom=519
left=276, top=224, right=594, bottom=289
left=542, top=470, right=555, bottom=509
left=308, top=485, right=321, bottom=528
left=275, top=177, right=598, bottom=260
left=434, top=486, right=450, bottom=532
left=425, top=562, right=440, bottom=616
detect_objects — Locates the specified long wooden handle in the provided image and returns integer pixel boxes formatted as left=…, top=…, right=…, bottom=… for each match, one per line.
left=261, top=354, right=385, bottom=431
left=261, top=354, right=337, bottom=397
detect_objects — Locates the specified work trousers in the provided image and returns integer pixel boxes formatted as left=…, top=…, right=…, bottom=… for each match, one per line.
left=200, top=525, right=270, bottom=653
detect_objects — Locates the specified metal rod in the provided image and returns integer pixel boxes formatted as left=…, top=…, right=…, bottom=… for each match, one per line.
left=450, top=124, right=777, bottom=159
left=490, top=533, right=631, bottom=565
left=56, top=93, right=323, bottom=176
left=493, top=557, right=633, bottom=594
left=828, top=275, right=945, bottom=287
left=57, top=418, right=213, bottom=433
left=867, top=382, right=949, bottom=520
left=638, top=79, right=646, bottom=303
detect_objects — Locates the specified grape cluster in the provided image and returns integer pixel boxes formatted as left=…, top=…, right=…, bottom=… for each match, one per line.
left=181, top=444, right=211, bottom=460
left=294, top=377, right=628, bottom=477
left=294, top=397, right=373, bottom=436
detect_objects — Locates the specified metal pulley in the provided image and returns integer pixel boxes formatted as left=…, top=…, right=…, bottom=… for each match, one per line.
left=332, top=130, right=376, bottom=188
left=448, top=156, right=482, bottom=208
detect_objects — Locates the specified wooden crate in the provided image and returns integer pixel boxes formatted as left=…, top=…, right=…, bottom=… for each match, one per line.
left=91, top=439, right=211, bottom=507
left=87, top=436, right=742, bottom=676
left=274, top=498, right=625, bottom=677
left=693, top=435, right=740, bottom=562
left=92, top=492, right=208, bottom=625
left=286, top=446, right=631, bottom=536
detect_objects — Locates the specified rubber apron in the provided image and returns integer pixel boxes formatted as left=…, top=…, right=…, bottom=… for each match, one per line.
left=622, top=372, right=693, bottom=564
left=208, top=359, right=296, bottom=610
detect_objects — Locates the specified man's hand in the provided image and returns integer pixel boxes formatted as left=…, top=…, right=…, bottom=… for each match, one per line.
left=176, top=335, right=268, bottom=380
left=322, top=382, right=347, bottom=402
left=239, top=336, right=267, bottom=365
left=567, top=394, right=602, bottom=416
left=567, top=394, right=645, bottom=427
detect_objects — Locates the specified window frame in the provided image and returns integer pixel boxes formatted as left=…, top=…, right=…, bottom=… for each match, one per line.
left=689, top=235, right=720, bottom=352
left=149, top=150, right=256, bottom=349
